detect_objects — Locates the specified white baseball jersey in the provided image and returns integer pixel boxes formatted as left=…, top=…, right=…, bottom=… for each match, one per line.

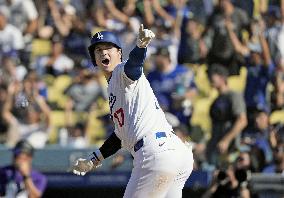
left=107, top=62, right=173, bottom=152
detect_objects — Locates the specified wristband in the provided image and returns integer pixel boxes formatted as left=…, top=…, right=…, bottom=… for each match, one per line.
left=89, top=149, right=104, bottom=163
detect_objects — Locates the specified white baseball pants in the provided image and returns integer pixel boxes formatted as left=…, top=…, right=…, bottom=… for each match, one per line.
left=123, top=132, right=194, bottom=198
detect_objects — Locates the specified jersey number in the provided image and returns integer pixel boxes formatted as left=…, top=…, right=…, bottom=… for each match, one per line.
left=114, top=108, right=124, bottom=127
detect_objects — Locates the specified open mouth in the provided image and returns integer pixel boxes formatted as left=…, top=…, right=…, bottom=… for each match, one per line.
left=102, top=58, right=110, bottom=65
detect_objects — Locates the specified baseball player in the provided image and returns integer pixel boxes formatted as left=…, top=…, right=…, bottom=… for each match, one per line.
left=72, top=24, right=194, bottom=198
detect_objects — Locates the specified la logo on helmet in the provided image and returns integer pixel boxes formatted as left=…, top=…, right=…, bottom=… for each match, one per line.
left=97, top=32, right=103, bottom=40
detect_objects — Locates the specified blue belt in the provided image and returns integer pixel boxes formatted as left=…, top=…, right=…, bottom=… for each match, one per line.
left=134, top=132, right=167, bottom=152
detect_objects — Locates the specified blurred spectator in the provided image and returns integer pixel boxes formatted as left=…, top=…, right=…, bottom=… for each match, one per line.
left=0, top=6, right=24, bottom=64
left=207, top=64, right=247, bottom=167
left=59, top=122, right=88, bottom=149
left=0, top=84, right=8, bottom=143
left=0, top=0, right=38, bottom=36
left=244, top=20, right=274, bottom=116
left=0, top=56, right=27, bottom=86
left=147, top=47, right=197, bottom=129
left=143, top=0, right=188, bottom=67
left=64, top=68, right=108, bottom=112
left=262, top=142, right=284, bottom=174
left=264, top=5, right=282, bottom=63
left=187, top=0, right=214, bottom=24
left=242, top=109, right=274, bottom=166
left=34, top=36, right=74, bottom=76
left=2, top=77, right=51, bottom=148
left=226, top=16, right=274, bottom=119
left=178, top=16, right=207, bottom=65
left=270, top=66, right=284, bottom=111
left=201, top=164, right=251, bottom=198
left=0, top=140, right=47, bottom=197
left=204, top=0, right=249, bottom=75
left=0, top=0, right=39, bottom=65
left=47, top=0, right=76, bottom=37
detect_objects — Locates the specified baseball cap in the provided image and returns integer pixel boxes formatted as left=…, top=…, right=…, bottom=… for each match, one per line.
left=13, top=140, right=34, bottom=157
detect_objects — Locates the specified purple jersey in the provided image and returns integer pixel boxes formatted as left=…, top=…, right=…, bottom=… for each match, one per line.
left=0, top=165, right=47, bottom=197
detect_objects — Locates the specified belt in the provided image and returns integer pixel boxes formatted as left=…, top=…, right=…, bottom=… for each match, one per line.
left=134, top=132, right=168, bottom=152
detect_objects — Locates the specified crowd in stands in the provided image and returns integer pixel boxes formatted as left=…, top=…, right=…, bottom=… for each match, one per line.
left=0, top=0, right=284, bottom=196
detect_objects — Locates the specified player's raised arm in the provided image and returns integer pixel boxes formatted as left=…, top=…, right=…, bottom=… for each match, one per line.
left=72, top=132, right=121, bottom=176
left=124, top=24, right=155, bottom=81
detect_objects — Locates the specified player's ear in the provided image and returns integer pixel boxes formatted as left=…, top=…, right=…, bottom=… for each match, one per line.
left=118, top=49, right=122, bottom=59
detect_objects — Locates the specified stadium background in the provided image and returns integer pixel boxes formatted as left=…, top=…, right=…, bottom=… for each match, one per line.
left=0, top=0, right=284, bottom=197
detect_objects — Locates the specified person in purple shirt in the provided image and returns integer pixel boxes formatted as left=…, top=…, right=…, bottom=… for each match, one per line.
left=0, top=140, right=47, bottom=198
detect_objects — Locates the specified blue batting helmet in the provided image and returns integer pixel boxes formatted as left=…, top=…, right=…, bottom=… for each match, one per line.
left=88, top=31, right=122, bottom=66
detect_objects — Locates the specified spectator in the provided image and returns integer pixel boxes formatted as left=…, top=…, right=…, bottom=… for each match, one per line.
left=242, top=109, right=273, bottom=165
left=202, top=151, right=254, bottom=198
left=46, top=0, right=75, bottom=38
left=204, top=0, right=249, bottom=75
left=59, top=122, right=88, bottom=149
left=143, top=0, right=187, bottom=67
left=207, top=64, right=247, bottom=167
left=264, top=6, right=282, bottom=63
left=34, top=36, right=74, bottom=76
left=0, top=0, right=38, bottom=37
left=147, top=47, right=197, bottom=129
left=246, top=27, right=274, bottom=119
left=0, top=56, right=27, bottom=86
left=0, top=140, right=47, bottom=197
left=187, top=0, right=214, bottom=24
left=178, top=16, right=207, bottom=65
left=201, top=165, right=251, bottom=198
left=226, top=17, right=275, bottom=121
left=0, top=84, right=8, bottom=143
left=263, top=142, right=284, bottom=174
left=64, top=68, right=108, bottom=112
left=2, top=78, right=51, bottom=148
left=270, top=66, right=284, bottom=111
left=0, top=0, right=39, bottom=65
left=0, top=6, right=24, bottom=64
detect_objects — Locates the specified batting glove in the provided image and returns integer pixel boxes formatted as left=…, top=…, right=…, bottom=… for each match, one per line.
left=72, top=150, right=104, bottom=176
left=137, top=24, right=155, bottom=48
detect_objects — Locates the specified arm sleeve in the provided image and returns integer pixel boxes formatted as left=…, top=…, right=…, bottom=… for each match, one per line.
left=124, top=46, right=147, bottom=81
left=231, top=92, right=246, bottom=116
left=99, top=132, right=122, bottom=158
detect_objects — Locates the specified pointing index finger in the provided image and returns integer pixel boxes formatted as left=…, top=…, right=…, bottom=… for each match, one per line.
left=140, top=24, right=144, bottom=33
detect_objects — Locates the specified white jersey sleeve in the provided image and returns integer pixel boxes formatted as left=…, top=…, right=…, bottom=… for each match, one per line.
left=107, top=62, right=173, bottom=151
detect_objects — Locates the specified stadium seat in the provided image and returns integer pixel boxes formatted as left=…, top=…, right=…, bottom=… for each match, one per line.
left=228, top=67, right=247, bottom=93
left=194, top=64, right=212, bottom=97
left=31, top=39, right=51, bottom=58
left=53, top=75, right=72, bottom=92
left=270, top=110, right=284, bottom=124
left=86, top=110, right=107, bottom=146
left=47, top=75, right=72, bottom=109
left=48, top=110, right=66, bottom=143
left=191, top=95, right=216, bottom=139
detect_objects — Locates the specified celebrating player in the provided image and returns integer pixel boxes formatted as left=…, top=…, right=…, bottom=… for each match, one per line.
left=72, top=24, right=194, bottom=198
